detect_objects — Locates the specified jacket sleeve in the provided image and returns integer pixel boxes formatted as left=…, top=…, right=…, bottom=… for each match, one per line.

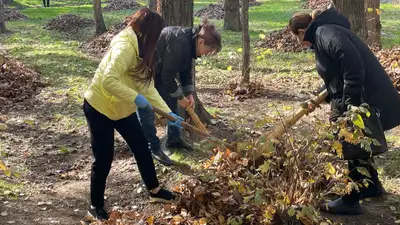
left=102, top=41, right=139, bottom=103
left=324, top=32, right=365, bottom=107
left=161, top=41, right=184, bottom=99
left=179, top=60, right=194, bottom=95
left=138, top=81, right=172, bottom=117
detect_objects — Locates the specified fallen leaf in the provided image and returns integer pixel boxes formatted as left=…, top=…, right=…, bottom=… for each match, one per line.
left=199, top=218, right=207, bottom=224
left=37, top=202, right=46, bottom=206
left=395, top=220, right=400, bottom=224
left=3, top=191, right=11, bottom=195
left=0, top=123, right=8, bottom=131
left=7, top=221, right=15, bottom=224
left=146, top=216, right=155, bottom=225
left=1, top=211, right=8, bottom=216
left=390, top=206, right=396, bottom=211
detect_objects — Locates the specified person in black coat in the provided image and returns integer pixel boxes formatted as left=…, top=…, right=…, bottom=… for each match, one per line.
left=289, top=8, right=400, bottom=215
left=136, top=19, right=222, bottom=166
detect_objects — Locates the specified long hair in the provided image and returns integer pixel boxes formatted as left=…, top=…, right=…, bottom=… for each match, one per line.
left=288, top=9, right=323, bottom=34
left=127, top=8, right=165, bottom=84
left=197, top=18, right=222, bottom=53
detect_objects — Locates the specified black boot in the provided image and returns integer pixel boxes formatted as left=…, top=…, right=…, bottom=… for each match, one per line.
left=320, top=197, right=363, bottom=215
left=167, top=135, right=193, bottom=152
left=152, top=148, right=173, bottom=166
left=360, top=180, right=386, bottom=199
left=320, top=191, right=363, bottom=215
left=87, top=205, right=109, bottom=221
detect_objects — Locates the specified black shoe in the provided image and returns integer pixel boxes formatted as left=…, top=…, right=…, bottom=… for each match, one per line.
left=320, top=197, right=363, bottom=215
left=87, top=205, right=109, bottom=221
left=149, top=188, right=176, bottom=203
left=152, top=149, right=173, bottom=166
left=167, top=136, right=193, bottom=152
left=360, top=182, right=386, bottom=199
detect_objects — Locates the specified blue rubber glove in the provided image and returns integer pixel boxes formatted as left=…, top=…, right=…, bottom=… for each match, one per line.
left=168, top=112, right=184, bottom=130
left=135, top=94, right=152, bottom=109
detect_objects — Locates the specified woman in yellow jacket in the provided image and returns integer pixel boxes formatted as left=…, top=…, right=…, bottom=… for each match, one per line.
left=83, top=8, right=182, bottom=220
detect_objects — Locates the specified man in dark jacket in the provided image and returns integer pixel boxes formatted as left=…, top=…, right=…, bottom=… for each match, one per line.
left=136, top=24, right=222, bottom=166
left=289, top=7, right=400, bottom=215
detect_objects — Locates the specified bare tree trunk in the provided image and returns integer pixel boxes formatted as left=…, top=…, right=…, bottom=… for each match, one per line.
left=93, top=0, right=106, bottom=35
left=241, top=0, right=250, bottom=84
left=157, top=0, right=212, bottom=124
left=224, top=0, right=241, bottom=31
left=0, top=0, right=5, bottom=34
left=334, top=0, right=368, bottom=42
left=147, top=0, right=157, bottom=11
left=365, top=0, right=381, bottom=47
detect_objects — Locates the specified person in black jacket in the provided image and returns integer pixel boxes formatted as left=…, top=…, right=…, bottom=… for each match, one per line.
left=136, top=19, right=222, bottom=166
left=289, top=8, right=400, bottom=215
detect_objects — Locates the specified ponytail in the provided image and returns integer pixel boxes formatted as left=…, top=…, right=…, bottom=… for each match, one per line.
left=197, top=17, right=222, bottom=53
left=288, top=9, right=323, bottom=34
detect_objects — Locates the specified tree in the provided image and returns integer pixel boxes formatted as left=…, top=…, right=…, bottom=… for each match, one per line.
left=147, top=0, right=157, bottom=11
left=93, top=0, right=106, bottom=35
left=224, top=0, right=241, bottom=31
left=156, top=0, right=212, bottom=124
left=0, top=0, right=5, bottom=34
left=241, top=0, right=250, bottom=84
left=333, top=0, right=381, bottom=47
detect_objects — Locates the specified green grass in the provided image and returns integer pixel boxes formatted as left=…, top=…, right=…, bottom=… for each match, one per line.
left=381, top=3, right=400, bottom=48
left=0, top=180, right=22, bottom=199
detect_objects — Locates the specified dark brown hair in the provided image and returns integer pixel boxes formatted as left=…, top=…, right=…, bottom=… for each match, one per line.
left=198, top=18, right=222, bottom=53
left=127, top=8, right=165, bottom=84
left=288, top=10, right=323, bottom=34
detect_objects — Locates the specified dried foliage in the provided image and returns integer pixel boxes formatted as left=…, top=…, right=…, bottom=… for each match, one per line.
left=227, top=81, right=267, bottom=101
left=81, top=21, right=127, bottom=56
left=0, top=57, right=43, bottom=108
left=44, top=14, right=94, bottom=33
left=375, top=47, right=400, bottom=92
left=103, top=0, right=141, bottom=12
left=194, top=1, right=263, bottom=20
left=256, top=28, right=308, bottom=52
left=5, top=8, right=27, bottom=21
left=304, top=0, right=331, bottom=9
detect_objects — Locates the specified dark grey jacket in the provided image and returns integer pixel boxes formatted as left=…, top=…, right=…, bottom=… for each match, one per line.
left=305, top=8, right=400, bottom=131
left=154, top=26, right=197, bottom=99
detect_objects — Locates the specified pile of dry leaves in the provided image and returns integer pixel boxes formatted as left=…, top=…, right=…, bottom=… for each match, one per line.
left=0, top=57, right=43, bottom=109
left=103, top=0, right=142, bottom=12
left=194, top=1, right=263, bottom=20
left=256, top=28, right=308, bottom=52
left=304, top=0, right=331, bottom=9
left=227, top=81, right=267, bottom=101
left=84, top=122, right=346, bottom=224
left=81, top=21, right=127, bottom=56
left=375, top=47, right=400, bottom=91
left=44, top=14, right=94, bottom=33
left=5, top=8, right=27, bottom=21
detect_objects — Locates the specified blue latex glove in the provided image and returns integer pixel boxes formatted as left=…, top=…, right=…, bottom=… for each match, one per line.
left=168, top=112, right=184, bottom=130
left=135, top=94, right=152, bottom=109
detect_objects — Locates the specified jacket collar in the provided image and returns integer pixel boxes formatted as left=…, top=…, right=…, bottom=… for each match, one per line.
left=182, top=27, right=198, bottom=59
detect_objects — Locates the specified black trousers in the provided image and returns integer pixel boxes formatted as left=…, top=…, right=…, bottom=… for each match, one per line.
left=83, top=100, right=159, bottom=208
left=344, top=158, right=379, bottom=203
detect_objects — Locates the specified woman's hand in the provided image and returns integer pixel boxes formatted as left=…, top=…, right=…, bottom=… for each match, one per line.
left=178, top=97, right=191, bottom=109
left=187, top=94, right=195, bottom=109
left=168, top=112, right=184, bottom=130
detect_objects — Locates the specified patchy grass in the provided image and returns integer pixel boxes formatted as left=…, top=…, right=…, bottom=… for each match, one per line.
left=0, top=179, right=22, bottom=199
left=381, top=3, right=400, bottom=49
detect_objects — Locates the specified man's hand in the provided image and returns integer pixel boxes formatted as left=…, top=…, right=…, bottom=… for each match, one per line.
left=187, top=94, right=195, bottom=109
left=178, top=97, right=191, bottom=109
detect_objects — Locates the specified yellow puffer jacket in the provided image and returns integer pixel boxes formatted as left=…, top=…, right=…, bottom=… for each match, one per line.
left=84, top=27, right=171, bottom=120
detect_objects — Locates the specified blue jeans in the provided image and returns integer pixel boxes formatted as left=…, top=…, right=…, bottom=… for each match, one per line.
left=137, top=102, right=181, bottom=152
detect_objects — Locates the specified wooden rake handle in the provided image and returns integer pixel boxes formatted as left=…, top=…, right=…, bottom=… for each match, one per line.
left=152, top=106, right=211, bottom=139
left=186, top=107, right=209, bottom=133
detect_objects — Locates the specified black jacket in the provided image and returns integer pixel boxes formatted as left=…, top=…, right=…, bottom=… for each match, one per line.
left=305, top=8, right=400, bottom=131
left=154, top=26, right=198, bottom=99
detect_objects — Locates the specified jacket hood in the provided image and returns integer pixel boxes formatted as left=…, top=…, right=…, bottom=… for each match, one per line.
left=304, top=8, right=351, bottom=44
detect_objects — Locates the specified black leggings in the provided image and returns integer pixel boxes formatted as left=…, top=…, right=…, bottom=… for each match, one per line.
left=83, top=100, right=159, bottom=208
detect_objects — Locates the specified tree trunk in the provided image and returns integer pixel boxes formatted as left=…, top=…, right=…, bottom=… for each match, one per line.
left=365, top=0, right=381, bottom=47
left=156, top=0, right=193, bottom=26
left=3, top=0, right=13, bottom=4
left=241, top=0, right=250, bottom=84
left=157, top=0, right=212, bottom=126
left=224, top=0, right=241, bottom=31
left=93, top=0, right=106, bottom=35
left=333, top=0, right=368, bottom=42
left=0, top=0, right=5, bottom=34
left=147, top=0, right=157, bottom=11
